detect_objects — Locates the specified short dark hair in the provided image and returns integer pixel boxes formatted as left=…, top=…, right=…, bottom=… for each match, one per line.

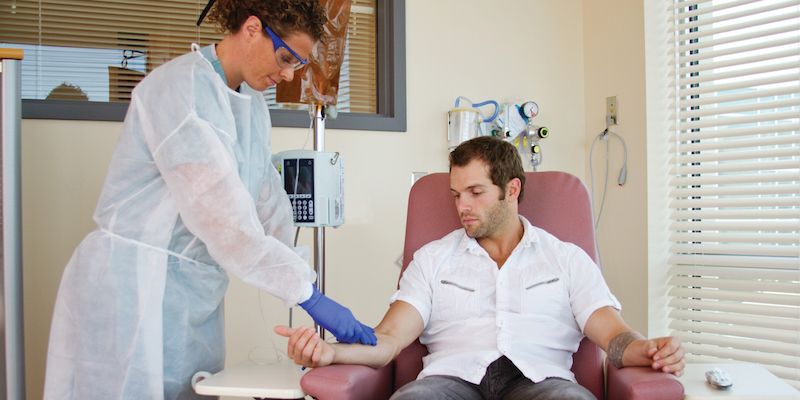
left=208, top=0, right=327, bottom=41
left=449, top=136, right=526, bottom=202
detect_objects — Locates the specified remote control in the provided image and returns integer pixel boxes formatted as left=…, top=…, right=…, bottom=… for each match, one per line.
left=705, top=368, right=733, bottom=389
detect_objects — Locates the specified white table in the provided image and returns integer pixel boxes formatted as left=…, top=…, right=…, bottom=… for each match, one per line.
left=677, top=363, right=799, bottom=400
left=193, top=359, right=306, bottom=399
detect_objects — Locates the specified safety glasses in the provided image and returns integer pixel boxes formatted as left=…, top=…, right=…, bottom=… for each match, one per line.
left=263, top=23, right=308, bottom=71
left=195, top=1, right=309, bottom=71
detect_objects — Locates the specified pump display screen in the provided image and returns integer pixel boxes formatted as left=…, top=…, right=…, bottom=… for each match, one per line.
left=283, top=158, right=314, bottom=195
left=283, top=158, right=315, bottom=223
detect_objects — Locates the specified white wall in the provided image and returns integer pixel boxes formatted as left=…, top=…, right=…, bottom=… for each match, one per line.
left=582, top=0, right=649, bottom=334
left=22, top=1, right=598, bottom=398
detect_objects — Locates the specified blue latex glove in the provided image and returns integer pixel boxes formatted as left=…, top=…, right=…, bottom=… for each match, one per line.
left=299, top=286, right=377, bottom=345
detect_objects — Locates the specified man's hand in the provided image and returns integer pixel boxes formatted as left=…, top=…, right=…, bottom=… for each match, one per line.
left=274, top=302, right=424, bottom=370
left=639, top=336, right=685, bottom=376
left=585, top=307, right=685, bottom=376
left=274, top=325, right=335, bottom=368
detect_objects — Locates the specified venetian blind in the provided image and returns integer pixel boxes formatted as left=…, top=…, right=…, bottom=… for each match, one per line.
left=668, top=0, right=800, bottom=388
left=0, top=0, right=376, bottom=112
left=341, top=0, right=376, bottom=113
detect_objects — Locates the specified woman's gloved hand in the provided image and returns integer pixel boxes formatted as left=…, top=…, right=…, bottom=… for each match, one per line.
left=299, top=286, right=377, bottom=345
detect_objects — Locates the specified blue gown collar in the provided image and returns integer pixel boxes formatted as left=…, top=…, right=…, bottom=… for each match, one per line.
left=198, top=44, right=229, bottom=88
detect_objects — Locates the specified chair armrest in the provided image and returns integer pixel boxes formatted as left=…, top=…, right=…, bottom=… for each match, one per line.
left=300, top=363, right=394, bottom=400
left=606, top=363, right=684, bottom=400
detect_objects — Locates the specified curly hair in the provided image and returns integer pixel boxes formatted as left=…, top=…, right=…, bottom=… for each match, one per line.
left=450, top=136, right=526, bottom=203
left=207, top=0, right=327, bottom=41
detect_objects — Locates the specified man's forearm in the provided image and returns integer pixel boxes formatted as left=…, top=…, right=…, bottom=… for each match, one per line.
left=607, top=331, right=645, bottom=368
left=330, top=333, right=404, bottom=369
left=329, top=300, right=424, bottom=368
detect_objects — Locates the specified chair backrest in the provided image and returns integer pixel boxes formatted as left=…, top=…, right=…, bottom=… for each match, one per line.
left=395, top=171, right=605, bottom=399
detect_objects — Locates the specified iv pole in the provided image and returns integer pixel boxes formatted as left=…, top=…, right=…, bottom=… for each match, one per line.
left=311, top=103, right=326, bottom=340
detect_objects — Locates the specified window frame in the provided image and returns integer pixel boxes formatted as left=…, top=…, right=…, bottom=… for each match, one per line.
left=20, top=0, right=406, bottom=132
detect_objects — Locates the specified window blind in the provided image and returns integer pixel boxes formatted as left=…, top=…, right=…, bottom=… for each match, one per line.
left=668, top=0, right=800, bottom=388
left=341, top=0, right=376, bottom=113
left=0, top=0, right=222, bottom=102
left=0, top=0, right=376, bottom=112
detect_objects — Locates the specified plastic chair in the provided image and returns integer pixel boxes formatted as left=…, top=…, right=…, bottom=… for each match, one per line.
left=301, top=172, right=683, bottom=400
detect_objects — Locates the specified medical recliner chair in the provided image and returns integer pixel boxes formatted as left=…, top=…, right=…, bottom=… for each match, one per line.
left=300, top=171, right=684, bottom=400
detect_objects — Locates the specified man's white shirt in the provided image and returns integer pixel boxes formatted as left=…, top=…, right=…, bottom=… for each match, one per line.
left=391, top=216, right=621, bottom=384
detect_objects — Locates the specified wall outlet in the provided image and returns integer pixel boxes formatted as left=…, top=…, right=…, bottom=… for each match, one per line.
left=606, top=96, right=618, bottom=126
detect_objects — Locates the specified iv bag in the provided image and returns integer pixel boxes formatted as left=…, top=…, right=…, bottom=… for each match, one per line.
left=276, top=0, right=351, bottom=105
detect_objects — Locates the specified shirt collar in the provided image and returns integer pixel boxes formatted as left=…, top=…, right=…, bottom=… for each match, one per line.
left=457, top=215, right=538, bottom=255
left=518, top=215, right=538, bottom=248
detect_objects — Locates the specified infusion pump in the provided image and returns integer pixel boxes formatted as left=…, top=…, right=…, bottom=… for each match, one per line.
left=273, top=150, right=344, bottom=227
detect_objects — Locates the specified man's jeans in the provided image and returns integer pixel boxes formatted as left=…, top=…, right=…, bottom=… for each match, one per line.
left=390, top=356, right=596, bottom=400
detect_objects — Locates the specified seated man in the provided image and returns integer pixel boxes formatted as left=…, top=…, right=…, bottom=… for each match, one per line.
left=276, top=136, right=684, bottom=400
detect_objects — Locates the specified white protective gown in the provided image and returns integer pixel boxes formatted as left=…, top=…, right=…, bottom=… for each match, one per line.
left=44, top=45, right=315, bottom=400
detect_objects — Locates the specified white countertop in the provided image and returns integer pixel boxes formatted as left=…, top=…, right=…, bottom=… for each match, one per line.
left=193, top=359, right=306, bottom=399
left=677, top=363, right=799, bottom=400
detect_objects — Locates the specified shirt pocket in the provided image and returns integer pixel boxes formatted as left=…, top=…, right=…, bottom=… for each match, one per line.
left=521, top=274, right=569, bottom=315
left=431, top=274, right=480, bottom=322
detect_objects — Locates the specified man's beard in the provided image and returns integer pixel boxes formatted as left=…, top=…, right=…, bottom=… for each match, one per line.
left=463, top=200, right=511, bottom=239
